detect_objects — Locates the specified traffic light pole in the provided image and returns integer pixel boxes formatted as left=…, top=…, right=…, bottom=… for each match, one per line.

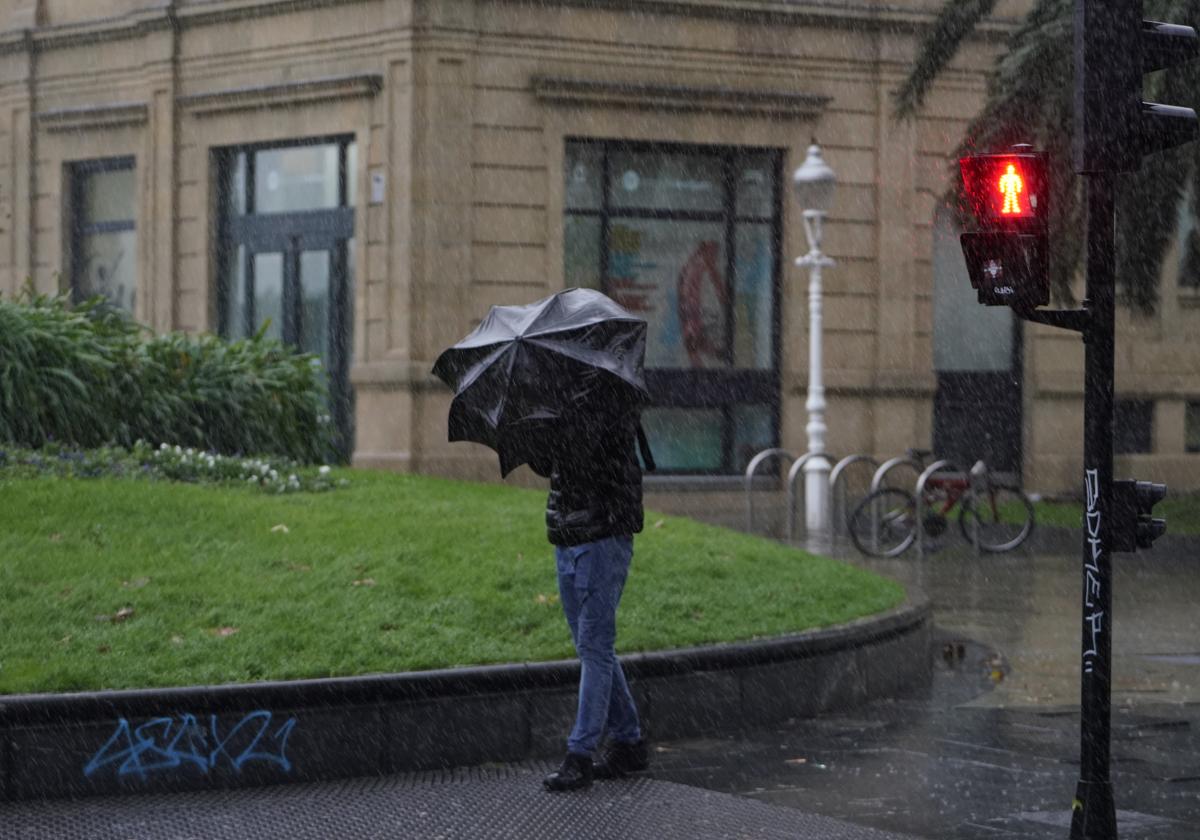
left=1069, top=172, right=1117, bottom=840
left=959, top=6, right=1192, bottom=834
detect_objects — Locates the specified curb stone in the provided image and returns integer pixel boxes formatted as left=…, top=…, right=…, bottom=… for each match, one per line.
left=0, top=596, right=931, bottom=802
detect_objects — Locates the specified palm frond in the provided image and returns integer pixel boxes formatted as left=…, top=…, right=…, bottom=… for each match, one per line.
left=893, top=0, right=1000, bottom=120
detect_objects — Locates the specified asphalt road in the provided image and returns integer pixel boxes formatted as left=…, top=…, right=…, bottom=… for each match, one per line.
left=648, top=540, right=1200, bottom=838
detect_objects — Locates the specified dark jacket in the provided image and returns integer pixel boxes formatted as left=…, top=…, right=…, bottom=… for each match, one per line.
left=533, top=412, right=645, bottom=547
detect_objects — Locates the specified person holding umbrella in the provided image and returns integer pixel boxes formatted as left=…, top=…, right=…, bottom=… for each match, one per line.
left=433, top=288, right=656, bottom=792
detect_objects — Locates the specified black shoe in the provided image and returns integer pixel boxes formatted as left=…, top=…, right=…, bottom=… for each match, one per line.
left=543, top=752, right=593, bottom=792
left=594, top=738, right=649, bottom=780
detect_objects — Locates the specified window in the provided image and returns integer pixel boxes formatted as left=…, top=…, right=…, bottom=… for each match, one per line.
left=1186, top=403, right=1200, bottom=453
left=215, top=137, right=357, bottom=458
left=1114, top=399, right=1153, bottom=454
left=69, top=158, right=136, bottom=313
left=564, top=140, right=782, bottom=474
left=1178, top=182, right=1200, bottom=288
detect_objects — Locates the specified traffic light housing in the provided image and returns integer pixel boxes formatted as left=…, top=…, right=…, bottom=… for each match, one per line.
left=1111, top=479, right=1168, bottom=552
left=958, top=149, right=1049, bottom=308
left=1074, top=4, right=1199, bottom=173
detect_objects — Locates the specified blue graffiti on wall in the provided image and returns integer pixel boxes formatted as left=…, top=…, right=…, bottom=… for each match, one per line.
left=83, top=710, right=297, bottom=780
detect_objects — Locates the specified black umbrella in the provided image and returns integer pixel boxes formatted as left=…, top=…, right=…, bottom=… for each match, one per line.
left=432, top=288, right=654, bottom=476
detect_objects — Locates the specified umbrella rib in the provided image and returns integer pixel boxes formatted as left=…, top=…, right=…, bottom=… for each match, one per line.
left=452, top=342, right=517, bottom=394
left=524, top=316, right=644, bottom=340
left=523, top=334, right=648, bottom=394
left=493, top=342, right=520, bottom=429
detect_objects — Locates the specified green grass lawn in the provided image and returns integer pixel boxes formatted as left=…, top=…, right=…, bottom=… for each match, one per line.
left=1034, top=493, right=1200, bottom=534
left=0, top=470, right=905, bottom=695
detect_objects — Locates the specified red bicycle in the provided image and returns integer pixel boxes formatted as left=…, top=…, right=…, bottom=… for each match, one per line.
left=847, top=451, right=1036, bottom=557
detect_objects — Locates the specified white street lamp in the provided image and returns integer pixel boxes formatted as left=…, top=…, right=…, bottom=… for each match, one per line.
left=792, top=141, right=837, bottom=550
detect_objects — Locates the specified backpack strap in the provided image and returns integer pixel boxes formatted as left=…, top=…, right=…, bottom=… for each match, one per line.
left=636, top=421, right=656, bottom=472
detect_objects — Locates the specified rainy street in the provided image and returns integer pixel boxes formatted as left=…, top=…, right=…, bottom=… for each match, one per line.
left=648, top=538, right=1200, bottom=839
left=5, top=0, right=1200, bottom=838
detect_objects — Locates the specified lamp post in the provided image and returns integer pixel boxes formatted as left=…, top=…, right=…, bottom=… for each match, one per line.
left=792, top=141, right=837, bottom=549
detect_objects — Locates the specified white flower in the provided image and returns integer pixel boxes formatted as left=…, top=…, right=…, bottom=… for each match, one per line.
left=160, top=443, right=169, bottom=451
left=174, top=445, right=182, bottom=455
left=260, top=464, right=270, bottom=475
left=207, top=457, right=216, bottom=468
left=269, top=470, right=278, bottom=480
left=318, top=465, right=331, bottom=476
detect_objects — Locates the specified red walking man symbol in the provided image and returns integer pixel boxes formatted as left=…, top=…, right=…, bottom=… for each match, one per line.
left=999, top=164, right=1023, bottom=215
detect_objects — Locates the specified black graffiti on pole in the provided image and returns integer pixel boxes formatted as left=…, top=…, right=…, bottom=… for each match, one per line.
left=83, top=710, right=297, bottom=781
left=1083, top=468, right=1103, bottom=675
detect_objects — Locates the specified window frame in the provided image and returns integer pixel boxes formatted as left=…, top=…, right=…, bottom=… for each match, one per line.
left=213, top=135, right=355, bottom=340
left=212, top=135, right=357, bottom=459
left=68, top=156, right=137, bottom=310
left=564, top=138, right=785, bottom=475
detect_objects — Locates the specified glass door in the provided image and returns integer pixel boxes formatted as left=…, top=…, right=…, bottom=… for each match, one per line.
left=217, top=138, right=356, bottom=460
left=231, top=230, right=351, bottom=458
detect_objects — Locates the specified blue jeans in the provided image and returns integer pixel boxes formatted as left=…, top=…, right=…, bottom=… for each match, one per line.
left=555, top=535, right=642, bottom=756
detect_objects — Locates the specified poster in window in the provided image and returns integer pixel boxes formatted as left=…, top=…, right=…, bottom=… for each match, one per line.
left=607, top=219, right=728, bottom=369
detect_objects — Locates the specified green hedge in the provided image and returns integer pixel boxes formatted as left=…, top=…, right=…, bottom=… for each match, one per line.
left=0, top=290, right=334, bottom=463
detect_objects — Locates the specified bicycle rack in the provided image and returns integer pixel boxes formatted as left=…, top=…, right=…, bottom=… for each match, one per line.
left=744, top=448, right=796, bottom=534
left=915, top=459, right=960, bottom=561
left=861, top=457, right=923, bottom=556
left=785, top=452, right=835, bottom=543
left=829, top=454, right=879, bottom=545
left=870, top=456, right=923, bottom=493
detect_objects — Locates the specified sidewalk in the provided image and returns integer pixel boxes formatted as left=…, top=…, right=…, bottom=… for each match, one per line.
left=2, top=763, right=924, bottom=840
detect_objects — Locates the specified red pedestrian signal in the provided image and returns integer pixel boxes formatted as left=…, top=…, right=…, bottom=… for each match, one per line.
left=958, top=147, right=1049, bottom=309
left=959, top=153, right=1046, bottom=224
left=999, top=165, right=1023, bottom=215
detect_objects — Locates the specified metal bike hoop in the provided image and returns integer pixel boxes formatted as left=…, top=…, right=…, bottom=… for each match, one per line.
left=870, top=456, right=922, bottom=493
left=745, top=448, right=796, bottom=533
left=915, top=459, right=959, bottom=561
left=785, top=451, right=834, bottom=542
left=829, top=455, right=878, bottom=543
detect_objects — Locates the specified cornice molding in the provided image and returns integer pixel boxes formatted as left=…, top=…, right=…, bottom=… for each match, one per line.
left=533, top=75, right=831, bottom=119
left=36, top=101, right=149, bottom=132
left=495, top=0, right=1019, bottom=38
left=0, top=0, right=1020, bottom=55
left=178, top=72, right=383, bottom=117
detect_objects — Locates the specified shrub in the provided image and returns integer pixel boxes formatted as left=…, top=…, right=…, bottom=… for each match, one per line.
left=0, top=290, right=334, bottom=462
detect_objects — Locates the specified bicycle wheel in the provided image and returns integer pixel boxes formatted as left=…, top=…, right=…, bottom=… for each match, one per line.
left=848, top=488, right=919, bottom=557
left=958, top=484, right=1036, bottom=552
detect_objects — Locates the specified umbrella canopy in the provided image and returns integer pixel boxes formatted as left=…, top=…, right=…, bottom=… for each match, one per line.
left=432, top=288, right=650, bottom=476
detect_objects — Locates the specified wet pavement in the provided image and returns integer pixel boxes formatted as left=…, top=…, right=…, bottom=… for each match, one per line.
left=0, top=767, right=923, bottom=840
left=4, top=540, right=1200, bottom=838
left=648, top=542, right=1200, bottom=838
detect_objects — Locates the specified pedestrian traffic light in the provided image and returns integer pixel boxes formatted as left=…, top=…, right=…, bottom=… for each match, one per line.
left=1075, top=4, right=1199, bottom=173
left=1111, top=479, right=1168, bottom=552
left=958, top=148, right=1049, bottom=308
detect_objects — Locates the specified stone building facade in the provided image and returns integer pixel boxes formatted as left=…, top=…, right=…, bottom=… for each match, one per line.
left=0, top=0, right=1195, bottom=497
